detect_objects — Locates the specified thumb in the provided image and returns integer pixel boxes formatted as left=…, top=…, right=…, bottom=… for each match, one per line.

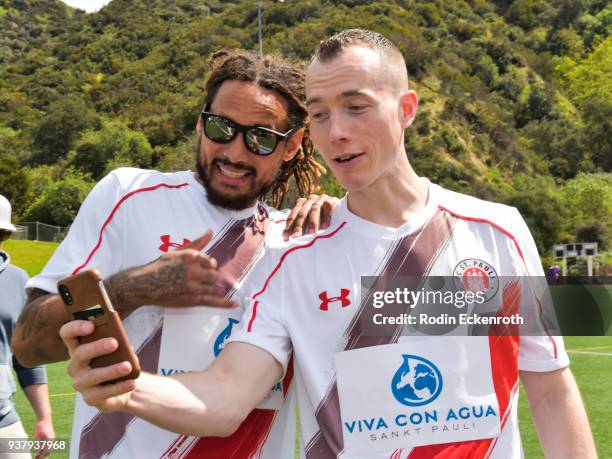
left=182, top=229, right=214, bottom=251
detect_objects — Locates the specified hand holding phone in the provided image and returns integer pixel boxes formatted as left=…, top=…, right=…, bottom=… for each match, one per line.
left=58, top=269, right=140, bottom=383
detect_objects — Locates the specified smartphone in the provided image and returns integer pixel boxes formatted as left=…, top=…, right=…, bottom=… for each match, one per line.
left=58, top=269, right=141, bottom=383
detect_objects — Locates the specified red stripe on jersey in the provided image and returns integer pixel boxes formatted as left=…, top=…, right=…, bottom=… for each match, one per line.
left=437, top=205, right=558, bottom=359
left=406, top=280, right=521, bottom=459
left=181, top=360, right=295, bottom=459
left=247, top=222, right=347, bottom=332
left=247, top=301, right=260, bottom=333
left=72, top=182, right=189, bottom=275
left=180, top=410, right=276, bottom=459
left=437, top=205, right=524, bottom=260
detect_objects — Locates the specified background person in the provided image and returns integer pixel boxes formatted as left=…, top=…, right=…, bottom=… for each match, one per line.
left=0, top=194, right=54, bottom=459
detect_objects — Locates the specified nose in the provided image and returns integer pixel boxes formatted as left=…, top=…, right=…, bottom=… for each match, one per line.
left=328, top=112, right=351, bottom=145
left=222, top=132, right=252, bottom=163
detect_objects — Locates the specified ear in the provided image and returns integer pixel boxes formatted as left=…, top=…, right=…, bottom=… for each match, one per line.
left=282, top=127, right=304, bottom=162
left=196, top=115, right=204, bottom=137
left=399, top=90, right=418, bottom=129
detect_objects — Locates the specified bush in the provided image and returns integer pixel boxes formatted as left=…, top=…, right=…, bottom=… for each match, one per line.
left=73, top=120, right=153, bottom=179
left=23, top=170, right=95, bottom=226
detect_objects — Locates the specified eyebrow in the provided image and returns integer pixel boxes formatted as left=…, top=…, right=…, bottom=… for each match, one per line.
left=208, top=110, right=277, bottom=130
left=306, top=89, right=372, bottom=106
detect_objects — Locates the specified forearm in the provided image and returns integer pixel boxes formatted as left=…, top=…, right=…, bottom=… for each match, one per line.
left=125, top=371, right=244, bottom=437
left=102, top=253, right=204, bottom=312
left=23, top=384, right=52, bottom=424
left=522, top=368, right=597, bottom=458
left=12, top=290, right=72, bottom=366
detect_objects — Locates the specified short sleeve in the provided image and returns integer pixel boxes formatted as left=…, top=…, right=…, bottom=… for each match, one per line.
left=227, top=249, right=292, bottom=375
left=26, top=171, right=125, bottom=293
left=510, top=208, right=570, bottom=372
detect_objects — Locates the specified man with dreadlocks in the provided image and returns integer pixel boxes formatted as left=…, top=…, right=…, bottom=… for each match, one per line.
left=12, top=50, right=331, bottom=458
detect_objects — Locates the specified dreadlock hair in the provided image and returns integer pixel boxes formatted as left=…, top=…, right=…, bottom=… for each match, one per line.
left=204, top=49, right=325, bottom=209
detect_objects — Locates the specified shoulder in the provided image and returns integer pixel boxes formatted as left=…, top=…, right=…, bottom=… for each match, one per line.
left=263, top=220, right=347, bottom=267
left=432, top=183, right=524, bottom=236
left=4, top=263, right=29, bottom=287
left=106, top=168, right=194, bottom=195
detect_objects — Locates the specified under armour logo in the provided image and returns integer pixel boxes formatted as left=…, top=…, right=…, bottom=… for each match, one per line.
left=159, top=235, right=191, bottom=253
left=319, top=289, right=351, bottom=311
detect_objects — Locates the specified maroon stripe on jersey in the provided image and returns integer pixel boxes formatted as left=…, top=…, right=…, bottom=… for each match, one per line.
left=160, top=209, right=279, bottom=458
left=78, top=211, right=269, bottom=458
left=207, top=208, right=269, bottom=299
left=79, top=320, right=163, bottom=458
left=406, top=279, right=521, bottom=459
left=72, top=182, right=189, bottom=276
left=305, top=209, right=457, bottom=458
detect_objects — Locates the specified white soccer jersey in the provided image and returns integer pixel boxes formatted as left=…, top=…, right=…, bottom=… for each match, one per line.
left=27, top=167, right=295, bottom=459
left=228, top=179, right=569, bottom=459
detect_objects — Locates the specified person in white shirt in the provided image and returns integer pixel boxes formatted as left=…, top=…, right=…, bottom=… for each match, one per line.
left=13, top=50, right=335, bottom=459
left=59, top=30, right=597, bottom=458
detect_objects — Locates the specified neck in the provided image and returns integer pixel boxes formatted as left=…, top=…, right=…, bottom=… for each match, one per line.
left=347, top=152, right=428, bottom=228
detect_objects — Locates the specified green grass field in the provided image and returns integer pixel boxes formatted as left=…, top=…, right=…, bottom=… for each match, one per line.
left=6, top=240, right=612, bottom=457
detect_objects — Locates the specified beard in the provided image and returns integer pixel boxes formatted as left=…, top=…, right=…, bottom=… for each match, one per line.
left=195, top=137, right=280, bottom=211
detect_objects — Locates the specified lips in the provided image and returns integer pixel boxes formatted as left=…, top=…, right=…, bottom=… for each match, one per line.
left=212, top=160, right=254, bottom=186
left=218, top=164, right=250, bottom=178
left=333, top=152, right=364, bottom=164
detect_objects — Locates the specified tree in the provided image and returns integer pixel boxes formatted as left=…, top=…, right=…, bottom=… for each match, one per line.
left=29, top=95, right=99, bottom=165
left=560, top=173, right=612, bottom=248
left=22, top=169, right=94, bottom=226
left=72, top=120, right=153, bottom=179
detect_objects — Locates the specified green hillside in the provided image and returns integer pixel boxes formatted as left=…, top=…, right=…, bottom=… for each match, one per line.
left=0, top=0, right=610, bottom=262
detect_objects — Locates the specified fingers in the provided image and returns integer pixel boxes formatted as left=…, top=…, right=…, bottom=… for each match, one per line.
left=73, top=338, right=119, bottom=368
left=304, top=194, right=330, bottom=235
left=59, top=320, right=95, bottom=356
left=198, top=255, right=217, bottom=270
left=284, top=194, right=337, bottom=239
left=199, top=269, right=219, bottom=285
left=198, top=295, right=237, bottom=308
left=283, top=197, right=306, bottom=240
left=182, top=229, right=214, bottom=251
left=319, top=196, right=338, bottom=230
left=66, top=338, right=119, bottom=381
left=284, top=194, right=321, bottom=239
left=82, top=378, right=136, bottom=410
left=73, top=361, right=133, bottom=390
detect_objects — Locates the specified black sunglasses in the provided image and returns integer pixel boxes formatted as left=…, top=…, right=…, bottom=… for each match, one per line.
left=201, top=111, right=295, bottom=156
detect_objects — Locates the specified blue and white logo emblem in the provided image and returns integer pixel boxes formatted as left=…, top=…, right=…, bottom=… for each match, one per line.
left=391, top=354, right=443, bottom=407
left=213, top=318, right=239, bottom=357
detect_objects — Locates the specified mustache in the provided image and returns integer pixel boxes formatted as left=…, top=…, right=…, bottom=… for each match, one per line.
left=211, top=157, right=256, bottom=176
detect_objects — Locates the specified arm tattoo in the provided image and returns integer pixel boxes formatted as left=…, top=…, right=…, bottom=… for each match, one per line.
left=17, top=288, right=70, bottom=363
left=18, top=288, right=55, bottom=341
left=104, top=258, right=189, bottom=314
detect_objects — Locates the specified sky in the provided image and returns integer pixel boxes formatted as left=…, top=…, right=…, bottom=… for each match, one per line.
left=61, top=0, right=112, bottom=13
